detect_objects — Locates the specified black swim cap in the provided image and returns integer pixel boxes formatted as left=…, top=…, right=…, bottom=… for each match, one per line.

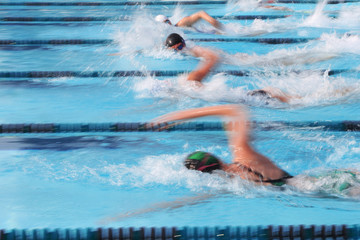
left=248, top=90, right=270, bottom=97
left=184, top=151, right=221, bottom=173
left=165, top=33, right=185, bottom=48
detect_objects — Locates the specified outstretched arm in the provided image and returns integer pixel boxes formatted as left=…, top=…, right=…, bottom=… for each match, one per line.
left=97, top=193, right=216, bottom=224
left=176, top=11, right=222, bottom=29
left=187, top=46, right=219, bottom=83
left=151, top=104, right=249, bottom=148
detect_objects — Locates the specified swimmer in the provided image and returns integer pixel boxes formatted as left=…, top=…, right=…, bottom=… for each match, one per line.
left=257, top=0, right=293, bottom=11
left=151, top=104, right=293, bottom=185
left=155, top=11, right=223, bottom=32
left=150, top=104, right=360, bottom=195
left=247, top=87, right=301, bottom=103
left=165, top=33, right=220, bottom=83
left=166, top=33, right=299, bottom=103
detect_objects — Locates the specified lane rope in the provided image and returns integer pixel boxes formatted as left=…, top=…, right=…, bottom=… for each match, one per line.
left=0, top=38, right=315, bottom=45
left=0, top=121, right=359, bottom=133
left=0, top=0, right=357, bottom=5
left=0, top=225, right=354, bottom=239
left=0, top=15, right=290, bottom=22
left=0, top=69, right=355, bottom=78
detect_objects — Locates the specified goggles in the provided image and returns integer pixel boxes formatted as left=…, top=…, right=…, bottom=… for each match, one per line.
left=171, top=41, right=185, bottom=51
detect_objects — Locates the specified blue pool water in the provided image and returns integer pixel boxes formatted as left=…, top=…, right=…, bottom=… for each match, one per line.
left=0, top=0, right=360, bottom=229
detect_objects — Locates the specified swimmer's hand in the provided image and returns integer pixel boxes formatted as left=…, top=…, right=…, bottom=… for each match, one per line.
left=108, top=52, right=123, bottom=56
left=108, top=53, right=124, bottom=56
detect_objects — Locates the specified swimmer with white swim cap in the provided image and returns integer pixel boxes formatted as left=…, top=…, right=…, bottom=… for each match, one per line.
left=155, top=11, right=223, bottom=31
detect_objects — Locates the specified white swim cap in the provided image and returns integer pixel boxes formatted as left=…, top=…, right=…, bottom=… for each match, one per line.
left=155, top=15, right=169, bottom=23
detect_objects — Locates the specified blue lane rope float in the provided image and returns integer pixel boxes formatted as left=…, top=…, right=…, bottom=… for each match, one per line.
left=0, top=225, right=358, bottom=240
left=0, top=69, right=355, bottom=78
left=0, top=1, right=228, bottom=6
left=0, top=121, right=359, bottom=133
left=0, top=38, right=315, bottom=45
left=0, top=16, right=290, bottom=22
left=0, top=0, right=357, bottom=5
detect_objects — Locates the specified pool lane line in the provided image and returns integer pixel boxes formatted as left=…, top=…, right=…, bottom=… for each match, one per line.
left=0, top=15, right=291, bottom=22
left=0, top=121, right=359, bottom=133
left=0, top=38, right=315, bottom=45
left=0, top=225, right=352, bottom=239
left=0, top=69, right=355, bottom=78
left=0, top=0, right=357, bottom=5
left=0, top=1, right=228, bottom=6
left=0, top=225, right=353, bottom=240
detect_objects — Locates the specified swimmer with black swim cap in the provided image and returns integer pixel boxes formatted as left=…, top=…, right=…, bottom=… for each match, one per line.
left=164, top=33, right=298, bottom=103
left=164, top=33, right=219, bottom=83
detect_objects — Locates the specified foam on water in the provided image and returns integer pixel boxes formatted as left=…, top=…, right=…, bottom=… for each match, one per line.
left=224, top=0, right=360, bottom=36
left=132, top=69, right=360, bottom=108
left=226, top=0, right=260, bottom=12
left=112, top=9, right=186, bottom=58
left=224, top=18, right=291, bottom=36
left=301, top=2, right=360, bottom=30
left=289, top=169, right=360, bottom=198
left=223, top=33, right=360, bottom=67
left=317, top=33, right=360, bottom=55
left=255, top=70, right=360, bottom=106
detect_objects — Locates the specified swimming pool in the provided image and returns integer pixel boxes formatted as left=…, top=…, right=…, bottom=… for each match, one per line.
left=0, top=0, right=360, bottom=232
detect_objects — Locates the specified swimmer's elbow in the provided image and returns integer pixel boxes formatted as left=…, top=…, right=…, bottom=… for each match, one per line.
left=211, top=54, right=220, bottom=65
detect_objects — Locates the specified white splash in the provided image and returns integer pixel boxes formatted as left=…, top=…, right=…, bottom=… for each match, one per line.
left=132, top=69, right=360, bottom=108
left=301, top=3, right=360, bottom=29
left=289, top=169, right=360, bottom=198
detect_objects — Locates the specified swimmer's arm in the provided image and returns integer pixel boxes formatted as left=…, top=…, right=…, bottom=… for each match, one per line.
left=187, top=46, right=219, bottom=83
left=108, top=52, right=123, bottom=56
left=151, top=104, right=240, bottom=123
left=176, top=11, right=222, bottom=29
left=97, top=193, right=217, bottom=224
left=150, top=104, right=249, bottom=145
left=261, top=5, right=293, bottom=11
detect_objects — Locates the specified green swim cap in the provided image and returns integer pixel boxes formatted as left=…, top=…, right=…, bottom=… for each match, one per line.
left=184, top=151, right=221, bottom=173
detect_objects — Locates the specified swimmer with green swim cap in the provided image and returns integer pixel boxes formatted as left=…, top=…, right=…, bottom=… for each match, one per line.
left=150, top=104, right=293, bottom=186
left=150, top=104, right=360, bottom=193
left=185, top=151, right=222, bottom=173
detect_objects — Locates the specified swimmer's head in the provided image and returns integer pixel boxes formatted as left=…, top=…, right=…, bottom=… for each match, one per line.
left=155, top=15, right=172, bottom=25
left=247, top=89, right=273, bottom=105
left=248, top=89, right=273, bottom=99
left=184, top=151, right=221, bottom=173
left=165, top=33, right=186, bottom=51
